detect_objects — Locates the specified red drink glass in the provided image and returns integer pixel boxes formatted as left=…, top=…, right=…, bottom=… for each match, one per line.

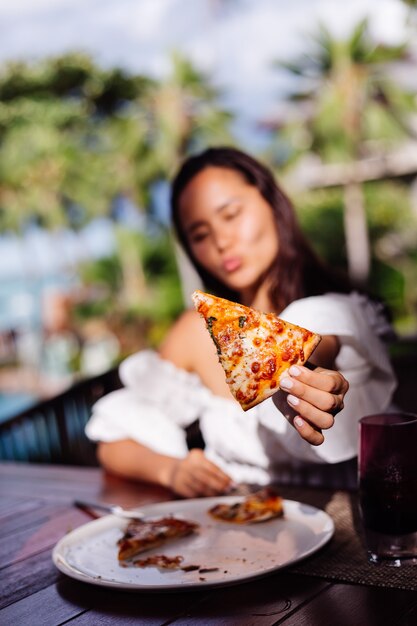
left=358, top=413, right=417, bottom=565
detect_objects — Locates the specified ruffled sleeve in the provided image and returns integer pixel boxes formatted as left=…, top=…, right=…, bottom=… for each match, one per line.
left=85, top=350, right=212, bottom=458
left=257, top=293, right=397, bottom=464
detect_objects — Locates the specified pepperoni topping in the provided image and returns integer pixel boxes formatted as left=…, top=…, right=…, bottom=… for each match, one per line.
left=280, top=343, right=296, bottom=362
left=236, top=384, right=259, bottom=403
left=260, top=357, right=276, bottom=379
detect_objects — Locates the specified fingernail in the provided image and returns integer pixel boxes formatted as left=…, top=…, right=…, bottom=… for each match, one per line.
left=289, top=365, right=301, bottom=376
left=280, top=377, right=293, bottom=390
left=294, top=416, right=304, bottom=428
left=287, top=394, right=299, bottom=406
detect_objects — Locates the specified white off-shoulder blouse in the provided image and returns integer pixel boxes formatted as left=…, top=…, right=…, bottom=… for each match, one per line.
left=86, top=293, right=396, bottom=485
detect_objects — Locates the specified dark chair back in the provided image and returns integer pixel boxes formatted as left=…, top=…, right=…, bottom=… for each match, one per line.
left=0, top=368, right=121, bottom=466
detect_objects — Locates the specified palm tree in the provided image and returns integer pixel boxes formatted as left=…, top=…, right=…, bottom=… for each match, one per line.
left=135, top=52, right=234, bottom=303
left=142, top=51, right=234, bottom=179
left=0, top=52, right=234, bottom=310
left=273, top=19, right=416, bottom=286
left=0, top=53, right=151, bottom=231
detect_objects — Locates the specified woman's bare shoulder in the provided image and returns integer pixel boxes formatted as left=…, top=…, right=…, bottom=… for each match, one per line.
left=159, top=309, right=232, bottom=398
left=163, top=309, right=206, bottom=340
left=158, top=309, right=209, bottom=370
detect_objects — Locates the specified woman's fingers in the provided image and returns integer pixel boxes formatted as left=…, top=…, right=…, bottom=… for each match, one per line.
left=189, top=449, right=232, bottom=489
left=286, top=394, right=335, bottom=431
left=278, top=364, right=349, bottom=444
left=192, top=467, right=230, bottom=495
left=280, top=365, right=348, bottom=423
left=281, top=364, right=348, bottom=395
left=293, top=415, right=325, bottom=446
left=171, top=449, right=232, bottom=497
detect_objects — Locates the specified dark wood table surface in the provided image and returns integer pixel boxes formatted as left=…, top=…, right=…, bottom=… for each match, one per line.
left=1, top=462, right=416, bottom=626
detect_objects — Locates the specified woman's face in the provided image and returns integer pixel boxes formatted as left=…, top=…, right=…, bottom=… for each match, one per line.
left=178, top=166, right=279, bottom=299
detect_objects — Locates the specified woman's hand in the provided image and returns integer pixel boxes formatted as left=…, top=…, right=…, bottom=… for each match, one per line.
left=276, top=365, right=349, bottom=446
left=169, top=449, right=233, bottom=498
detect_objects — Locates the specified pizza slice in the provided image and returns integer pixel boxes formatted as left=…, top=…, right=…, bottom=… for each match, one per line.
left=192, top=290, right=321, bottom=411
left=133, top=554, right=184, bottom=569
left=208, top=487, right=284, bottom=524
left=117, top=517, right=199, bottom=561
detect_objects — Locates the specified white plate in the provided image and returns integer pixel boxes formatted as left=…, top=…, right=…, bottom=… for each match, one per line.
left=52, top=496, right=334, bottom=591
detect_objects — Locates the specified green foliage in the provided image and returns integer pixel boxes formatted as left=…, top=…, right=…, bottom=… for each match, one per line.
left=272, top=18, right=417, bottom=332
left=370, top=259, right=406, bottom=318
left=295, top=187, right=347, bottom=266
left=273, top=18, right=415, bottom=164
left=294, top=180, right=416, bottom=325
left=78, top=256, right=122, bottom=293
left=364, top=181, right=414, bottom=235
left=0, top=51, right=233, bottom=345
left=75, top=228, right=183, bottom=334
left=0, top=51, right=232, bottom=231
left=0, top=53, right=152, bottom=112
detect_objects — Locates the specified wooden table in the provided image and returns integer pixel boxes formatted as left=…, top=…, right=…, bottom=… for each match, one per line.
left=1, top=462, right=416, bottom=626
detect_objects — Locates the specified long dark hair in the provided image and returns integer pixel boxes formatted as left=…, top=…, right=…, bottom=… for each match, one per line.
left=171, top=147, right=352, bottom=313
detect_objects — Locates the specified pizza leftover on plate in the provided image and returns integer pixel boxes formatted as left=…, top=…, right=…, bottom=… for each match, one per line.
left=117, top=516, right=199, bottom=561
left=132, top=554, right=184, bottom=569
left=208, top=487, right=284, bottom=524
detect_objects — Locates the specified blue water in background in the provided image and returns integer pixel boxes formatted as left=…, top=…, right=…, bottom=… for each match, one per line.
left=0, top=273, right=78, bottom=421
left=0, top=273, right=78, bottom=332
left=0, top=217, right=124, bottom=426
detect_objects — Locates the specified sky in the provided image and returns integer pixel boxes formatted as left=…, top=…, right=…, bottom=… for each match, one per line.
left=0, top=0, right=412, bottom=281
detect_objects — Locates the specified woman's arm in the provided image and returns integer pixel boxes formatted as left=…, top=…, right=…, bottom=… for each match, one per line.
left=98, top=440, right=232, bottom=498
left=159, top=309, right=232, bottom=399
left=98, top=439, right=179, bottom=488
left=92, top=311, right=233, bottom=498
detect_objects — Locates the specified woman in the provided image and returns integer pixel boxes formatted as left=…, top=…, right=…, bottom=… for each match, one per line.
left=86, top=147, right=396, bottom=496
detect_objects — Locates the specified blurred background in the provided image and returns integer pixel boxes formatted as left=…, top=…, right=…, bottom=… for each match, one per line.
left=1, top=0, right=416, bottom=419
